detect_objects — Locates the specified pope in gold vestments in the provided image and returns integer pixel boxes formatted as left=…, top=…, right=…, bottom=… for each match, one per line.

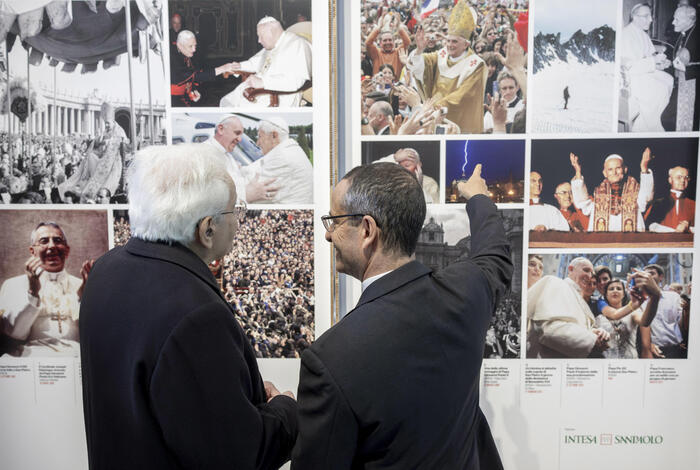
left=407, top=48, right=486, bottom=134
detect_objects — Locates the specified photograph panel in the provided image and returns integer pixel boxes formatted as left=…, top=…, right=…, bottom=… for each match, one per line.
left=420, top=206, right=523, bottom=358
left=360, top=0, right=529, bottom=135
left=169, top=0, right=312, bottom=108
left=445, top=138, right=524, bottom=203
left=529, top=137, right=698, bottom=247
left=0, top=1, right=167, bottom=204
left=619, top=0, right=698, bottom=131
left=361, top=140, right=440, bottom=203
left=171, top=111, right=314, bottom=204
left=112, top=208, right=315, bottom=358
left=531, top=0, right=617, bottom=133
left=0, top=209, right=109, bottom=357
left=527, top=252, right=692, bottom=359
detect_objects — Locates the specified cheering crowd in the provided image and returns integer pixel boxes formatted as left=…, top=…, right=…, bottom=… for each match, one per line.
left=484, top=291, right=521, bottom=358
left=112, top=210, right=315, bottom=358
left=527, top=254, right=691, bottom=359
left=221, top=209, right=315, bottom=359
left=361, top=0, right=529, bottom=135
left=0, top=132, right=127, bottom=204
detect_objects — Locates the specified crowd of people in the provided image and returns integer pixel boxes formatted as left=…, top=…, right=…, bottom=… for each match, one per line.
left=0, top=132, right=109, bottom=203
left=112, top=209, right=315, bottom=359
left=484, top=291, right=521, bottom=358
left=527, top=254, right=691, bottom=359
left=361, top=0, right=529, bottom=135
left=222, top=210, right=314, bottom=358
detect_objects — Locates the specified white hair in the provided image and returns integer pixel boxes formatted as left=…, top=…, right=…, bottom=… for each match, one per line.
left=568, top=256, right=592, bottom=271
left=258, top=16, right=281, bottom=27
left=127, top=144, right=233, bottom=245
left=396, top=148, right=421, bottom=163
left=259, top=118, right=289, bottom=141
left=176, top=30, right=196, bottom=46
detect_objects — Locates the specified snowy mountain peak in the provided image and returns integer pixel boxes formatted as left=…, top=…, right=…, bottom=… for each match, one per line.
left=534, top=25, right=615, bottom=73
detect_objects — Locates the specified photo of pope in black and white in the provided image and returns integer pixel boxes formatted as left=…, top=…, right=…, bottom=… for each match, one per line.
left=417, top=205, right=523, bottom=359
left=0, top=1, right=167, bottom=204
left=619, top=0, right=699, bottom=131
left=111, top=208, right=314, bottom=358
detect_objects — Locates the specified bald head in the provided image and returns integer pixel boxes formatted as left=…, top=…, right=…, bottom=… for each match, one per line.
left=367, top=101, right=393, bottom=132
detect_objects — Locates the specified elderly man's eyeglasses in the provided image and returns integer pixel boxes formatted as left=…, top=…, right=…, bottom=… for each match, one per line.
left=321, top=213, right=367, bottom=232
left=33, top=236, right=67, bottom=247
left=219, top=200, right=248, bottom=222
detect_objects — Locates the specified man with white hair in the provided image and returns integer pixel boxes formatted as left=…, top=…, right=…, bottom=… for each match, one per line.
left=80, top=144, right=298, bottom=468
left=247, top=117, right=313, bottom=203
left=670, top=4, right=698, bottom=130
left=220, top=17, right=312, bottom=107
left=0, top=222, right=93, bottom=356
left=570, top=149, right=654, bottom=231
left=376, top=148, right=439, bottom=202
left=645, top=165, right=695, bottom=232
left=620, top=2, right=674, bottom=131
left=406, top=0, right=486, bottom=133
left=170, top=30, right=236, bottom=106
left=366, top=100, right=393, bottom=135
left=527, top=257, right=610, bottom=358
left=205, top=115, right=280, bottom=203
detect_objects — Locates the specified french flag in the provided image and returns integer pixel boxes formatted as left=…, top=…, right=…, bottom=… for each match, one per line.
left=420, top=0, right=440, bottom=19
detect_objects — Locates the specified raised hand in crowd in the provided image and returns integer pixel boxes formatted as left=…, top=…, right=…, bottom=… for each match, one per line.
left=486, top=92, right=507, bottom=133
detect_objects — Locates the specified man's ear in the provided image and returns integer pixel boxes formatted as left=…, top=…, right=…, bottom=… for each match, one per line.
left=360, top=215, right=379, bottom=251
left=195, top=216, right=215, bottom=250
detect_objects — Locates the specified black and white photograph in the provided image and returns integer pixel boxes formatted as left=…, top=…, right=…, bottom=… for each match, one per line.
left=0, top=1, right=167, bottom=205
left=111, top=208, right=314, bottom=359
left=171, top=112, right=313, bottom=204
left=168, top=0, right=312, bottom=108
left=417, top=206, right=523, bottom=359
left=619, top=0, right=699, bottom=131
left=0, top=209, right=109, bottom=357
left=361, top=140, right=440, bottom=203
left=360, top=0, right=529, bottom=135
left=527, top=252, right=692, bottom=359
left=529, top=137, right=698, bottom=247
left=531, top=0, right=617, bottom=133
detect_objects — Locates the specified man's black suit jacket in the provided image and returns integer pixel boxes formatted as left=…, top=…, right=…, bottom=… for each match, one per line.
left=292, top=195, right=513, bottom=469
left=80, top=238, right=297, bottom=469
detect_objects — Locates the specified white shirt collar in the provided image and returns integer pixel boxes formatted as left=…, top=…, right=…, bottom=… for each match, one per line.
left=41, top=270, right=67, bottom=282
left=361, top=269, right=394, bottom=292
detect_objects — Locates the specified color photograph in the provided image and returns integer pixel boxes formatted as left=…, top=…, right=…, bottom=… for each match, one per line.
left=529, top=137, right=698, bottom=247
left=0, top=209, right=109, bottom=357
left=169, top=0, right=312, bottom=108
left=445, top=139, right=524, bottom=203
left=527, top=252, right=692, bottom=359
left=360, top=0, right=529, bottom=135
left=361, top=140, right=440, bottom=203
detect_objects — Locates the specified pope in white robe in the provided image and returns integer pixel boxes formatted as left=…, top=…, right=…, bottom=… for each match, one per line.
left=620, top=6, right=674, bottom=131
left=220, top=17, right=312, bottom=108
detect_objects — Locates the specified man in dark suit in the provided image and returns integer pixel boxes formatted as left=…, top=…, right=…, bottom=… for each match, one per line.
left=80, top=143, right=297, bottom=469
left=292, top=163, right=512, bottom=469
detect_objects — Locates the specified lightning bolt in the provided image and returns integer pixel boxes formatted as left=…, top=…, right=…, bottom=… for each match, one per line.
left=461, top=140, right=469, bottom=177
